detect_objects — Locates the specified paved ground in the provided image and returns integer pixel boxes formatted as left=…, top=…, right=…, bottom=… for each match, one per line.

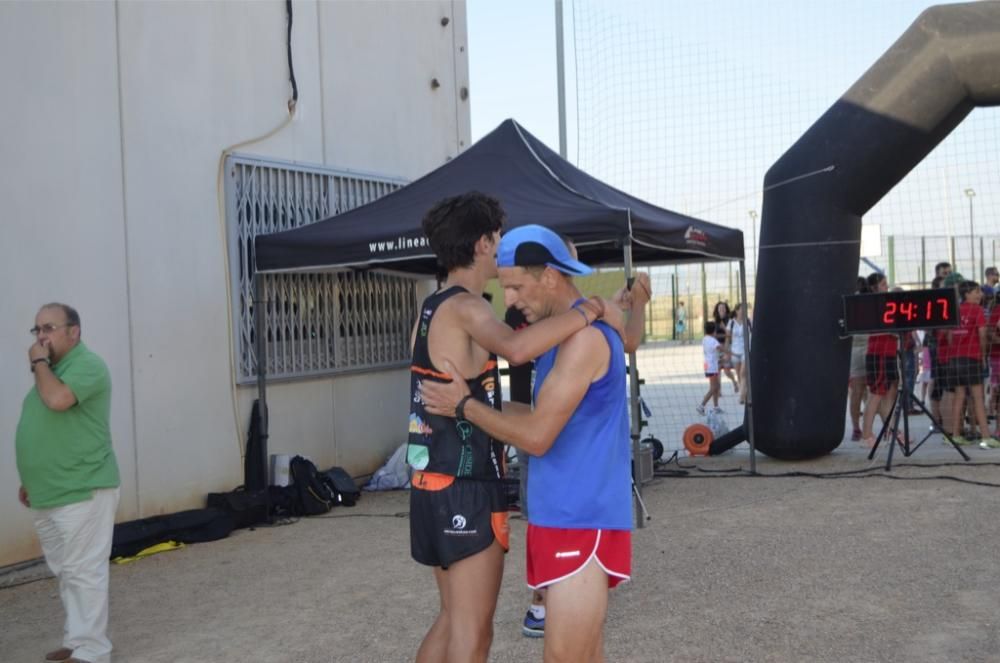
left=3, top=439, right=1000, bottom=663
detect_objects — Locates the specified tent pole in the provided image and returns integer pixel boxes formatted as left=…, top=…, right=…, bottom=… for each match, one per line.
left=254, top=271, right=272, bottom=520
left=555, top=0, right=568, bottom=159
left=738, top=261, right=756, bottom=474
left=623, top=236, right=646, bottom=528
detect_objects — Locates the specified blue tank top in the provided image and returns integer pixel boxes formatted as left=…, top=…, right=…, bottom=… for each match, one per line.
left=527, top=319, right=632, bottom=530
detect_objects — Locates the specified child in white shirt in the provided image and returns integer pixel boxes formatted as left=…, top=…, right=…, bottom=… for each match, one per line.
left=698, top=321, right=730, bottom=414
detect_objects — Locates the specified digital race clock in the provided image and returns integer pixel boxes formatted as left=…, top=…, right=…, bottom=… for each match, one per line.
left=842, top=287, right=959, bottom=334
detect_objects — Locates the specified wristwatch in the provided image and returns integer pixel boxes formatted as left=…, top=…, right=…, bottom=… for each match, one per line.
left=30, top=357, right=51, bottom=372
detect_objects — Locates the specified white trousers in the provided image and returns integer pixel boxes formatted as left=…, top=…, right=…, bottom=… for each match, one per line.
left=34, top=487, right=120, bottom=663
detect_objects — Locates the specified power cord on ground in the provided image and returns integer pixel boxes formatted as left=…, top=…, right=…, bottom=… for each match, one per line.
left=652, top=458, right=1000, bottom=488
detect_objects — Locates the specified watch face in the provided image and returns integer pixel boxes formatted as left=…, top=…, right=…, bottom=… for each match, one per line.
left=843, top=288, right=959, bottom=334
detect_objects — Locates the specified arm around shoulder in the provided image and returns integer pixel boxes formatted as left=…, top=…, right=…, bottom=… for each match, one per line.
left=464, top=326, right=606, bottom=455
left=460, top=296, right=591, bottom=365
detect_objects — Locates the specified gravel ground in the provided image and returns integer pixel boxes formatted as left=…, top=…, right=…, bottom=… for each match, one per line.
left=3, top=441, right=1000, bottom=663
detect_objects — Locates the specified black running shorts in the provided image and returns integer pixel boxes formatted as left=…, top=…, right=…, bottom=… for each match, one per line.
left=948, top=356, right=984, bottom=387
left=865, top=353, right=898, bottom=395
left=410, top=472, right=509, bottom=569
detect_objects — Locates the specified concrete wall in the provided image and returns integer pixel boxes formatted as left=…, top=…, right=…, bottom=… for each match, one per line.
left=0, top=0, right=468, bottom=567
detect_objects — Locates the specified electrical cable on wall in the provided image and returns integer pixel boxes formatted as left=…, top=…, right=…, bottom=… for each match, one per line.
left=286, top=0, right=298, bottom=113
left=217, top=0, right=300, bottom=467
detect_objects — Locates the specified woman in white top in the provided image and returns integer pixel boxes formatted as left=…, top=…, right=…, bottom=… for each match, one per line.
left=728, top=303, right=751, bottom=404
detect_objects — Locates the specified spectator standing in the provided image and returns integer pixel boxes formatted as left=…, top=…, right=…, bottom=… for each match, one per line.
left=848, top=277, right=870, bottom=441
left=676, top=301, right=687, bottom=342
left=945, top=281, right=999, bottom=448
left=926, top=275, right=951, bottom=430
left=16, top=303, right=120, bottom=663
left=697, top=321, right=729, bottom=415
left=728, top=303, right=751, bottom=405
left=712, top=301, right=739, bottom=393
left=861, top=274, right=900, bottom=447
left=983, top=266, right=999, bottom=298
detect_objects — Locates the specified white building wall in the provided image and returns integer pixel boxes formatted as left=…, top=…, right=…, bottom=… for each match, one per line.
left=0, top=0, right=139, bottom=566
left=0, top=0, right=468, bottom=567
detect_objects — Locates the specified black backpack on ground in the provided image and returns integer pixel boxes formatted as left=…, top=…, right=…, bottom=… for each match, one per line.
left=289, top=455, right=334, bottom=515
left=318, top=466, right=361, bottom=507
left=111, top=508, right=235, bottom=559
left=206, top=487, right=268, bottom=529
left=206, top=484, right=303, bottom=526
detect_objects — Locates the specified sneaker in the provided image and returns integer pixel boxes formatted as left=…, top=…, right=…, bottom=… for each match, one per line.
left=979, top=437, right=1000, bottom=449
left=522, top=610, right=545, bottom=638
left=696, top=405, right=705, bottom=415
left=951, top=435, right=973, bottom=446
left=860, top=435, right=876, bottom=449
left=712, top=406, right=724, bottom=414
left=851, top=429, right=862, bottom=441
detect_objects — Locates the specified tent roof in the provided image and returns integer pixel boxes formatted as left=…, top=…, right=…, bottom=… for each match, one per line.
left=254, top=119, right=743, bottom=275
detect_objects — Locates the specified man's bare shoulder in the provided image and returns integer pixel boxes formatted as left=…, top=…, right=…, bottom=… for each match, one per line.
left=436, top=290, right=495, bottom=321
left=556, top=325, right=609, bottom=361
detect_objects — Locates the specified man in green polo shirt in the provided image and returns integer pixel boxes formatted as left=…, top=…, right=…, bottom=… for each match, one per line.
left=16, top=303, right=120, bottom=663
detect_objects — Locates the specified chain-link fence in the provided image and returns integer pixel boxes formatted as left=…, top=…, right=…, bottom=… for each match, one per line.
left=875, top=234, right=1000, bottom=288
left=490, top=261, right=750, bottom=457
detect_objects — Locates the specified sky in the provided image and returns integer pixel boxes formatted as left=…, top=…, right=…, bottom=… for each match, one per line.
left=466, top=0, right=1000, bottom=284
left=467, top=1, right=559, bottom=147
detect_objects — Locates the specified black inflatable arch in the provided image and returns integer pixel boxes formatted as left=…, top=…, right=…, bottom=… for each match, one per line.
left=751, top=2, right=1000, bottom=459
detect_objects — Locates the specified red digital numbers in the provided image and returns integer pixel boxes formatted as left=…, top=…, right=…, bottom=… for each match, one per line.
left=885, top=297, right=949, bottom=325
left=855, top=290, right=955, bottom=333
left=883, top=301, right=897, bottom=324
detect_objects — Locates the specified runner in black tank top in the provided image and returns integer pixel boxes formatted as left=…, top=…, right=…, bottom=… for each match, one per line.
left=408, top=286, right=509, bottom=574
left=408, top=286, right=503, bottom=480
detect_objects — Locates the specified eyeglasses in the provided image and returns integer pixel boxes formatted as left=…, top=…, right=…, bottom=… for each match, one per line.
left=30, top=323, right=74, bottom=336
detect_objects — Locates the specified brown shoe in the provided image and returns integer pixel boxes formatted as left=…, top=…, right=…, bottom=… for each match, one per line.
left=45, top=648, right=73, bottom=662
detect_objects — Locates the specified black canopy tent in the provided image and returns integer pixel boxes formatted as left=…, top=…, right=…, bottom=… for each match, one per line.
left=255, top=119, right=744, bottom=273
left=253, top=119, right=750, bottom=525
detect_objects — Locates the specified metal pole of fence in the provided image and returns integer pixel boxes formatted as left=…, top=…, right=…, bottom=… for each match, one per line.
left=888, top=235, right=895, bottom=285
left=701, top=262, right=708, bottom=331
left=622, top=234, right=645, bottom=529
left=738, top=260, right=756, bottom=474
left=950, top=237, right=956, bottom=272
left=920, top=236, right=926, bottom=285
left=966, top=188, right=976, bottom=277
left=980, top=236, right=985, bottom=281
left=671, top=272, right=678, bottom=341
left=645, top=268, right=654, bottom=338
left=728, top=261, right=734, bottom=304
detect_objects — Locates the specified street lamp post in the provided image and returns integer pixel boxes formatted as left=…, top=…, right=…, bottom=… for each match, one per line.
left=965, top=188, right=976, bottom=277
left=748, top=210, right=758, bottom=276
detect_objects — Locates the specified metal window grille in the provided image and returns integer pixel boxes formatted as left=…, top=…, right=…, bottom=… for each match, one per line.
left=225, top=154, right=413, bottom=382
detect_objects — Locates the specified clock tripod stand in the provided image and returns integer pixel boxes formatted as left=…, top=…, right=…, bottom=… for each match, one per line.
left=867, top=332, right=970, bottom=470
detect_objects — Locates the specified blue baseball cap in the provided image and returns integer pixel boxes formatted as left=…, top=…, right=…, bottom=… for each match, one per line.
left=497, top=225, right=593, bottom=276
